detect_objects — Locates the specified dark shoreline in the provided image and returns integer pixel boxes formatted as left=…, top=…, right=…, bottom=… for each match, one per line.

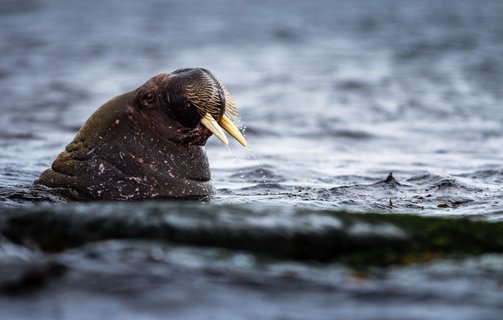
left=2, top=203, right=502, bottom=268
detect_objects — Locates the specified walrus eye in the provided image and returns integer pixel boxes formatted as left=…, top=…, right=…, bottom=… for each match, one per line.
left=143, top=92, right=156, bottom=105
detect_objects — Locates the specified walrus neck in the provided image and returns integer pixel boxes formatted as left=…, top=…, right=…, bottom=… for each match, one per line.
left=110, top=132, right=214, bottom=199
left=119, top=127, right=211, bottom=182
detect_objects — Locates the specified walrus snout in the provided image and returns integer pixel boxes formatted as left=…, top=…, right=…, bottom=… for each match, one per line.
left=165, top=68, right=225, bottom=128
left=166, top=68, right=247, bottom=147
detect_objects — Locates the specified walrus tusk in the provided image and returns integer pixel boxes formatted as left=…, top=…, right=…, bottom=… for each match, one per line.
left=219, top=114, right=247, bottom=147
left=201, top=113, right=229, bottom=145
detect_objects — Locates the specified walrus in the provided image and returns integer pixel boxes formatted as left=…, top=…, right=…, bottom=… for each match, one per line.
left=33, top=68, right=247, bottom=200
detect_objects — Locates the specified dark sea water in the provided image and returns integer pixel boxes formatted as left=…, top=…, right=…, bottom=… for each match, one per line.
left=1, top=0, right=503, bottom=319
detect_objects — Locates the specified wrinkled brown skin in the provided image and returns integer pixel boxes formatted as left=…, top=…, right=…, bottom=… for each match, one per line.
left=34, top=71, right=218, bottom=200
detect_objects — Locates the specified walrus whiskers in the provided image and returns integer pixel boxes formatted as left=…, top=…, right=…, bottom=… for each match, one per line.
left=185, top=70, right=247, bottom=147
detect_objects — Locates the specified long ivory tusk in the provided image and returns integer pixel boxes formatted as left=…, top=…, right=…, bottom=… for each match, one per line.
left=219, top=114, right=247, bottom=147
left=200, top=113, right=229, bottom=145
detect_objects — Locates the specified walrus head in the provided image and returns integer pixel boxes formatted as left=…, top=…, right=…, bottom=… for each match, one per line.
left=34, top=68, right=246, bottom=200
left=134, top=68, right=246, bottom=147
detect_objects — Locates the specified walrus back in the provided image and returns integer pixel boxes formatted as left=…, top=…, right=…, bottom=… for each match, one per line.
left=34, top=93, right=132, bottom=199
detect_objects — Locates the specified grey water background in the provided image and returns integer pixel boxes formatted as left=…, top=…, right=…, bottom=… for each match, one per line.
left=1, top=0, right=503, bottom=319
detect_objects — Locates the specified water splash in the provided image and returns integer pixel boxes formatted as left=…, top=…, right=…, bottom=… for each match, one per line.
left=245, top=146, right=268, bottom=184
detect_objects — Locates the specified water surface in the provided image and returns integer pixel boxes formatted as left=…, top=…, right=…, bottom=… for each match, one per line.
left=1, top=0, right=503, bottom=318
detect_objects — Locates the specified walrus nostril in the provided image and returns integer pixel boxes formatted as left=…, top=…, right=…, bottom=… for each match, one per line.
left=171, top=67, right=194, bottom=75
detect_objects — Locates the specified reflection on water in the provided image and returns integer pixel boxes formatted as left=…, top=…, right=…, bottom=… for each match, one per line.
left=1, top=0, right=503, bottom=318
